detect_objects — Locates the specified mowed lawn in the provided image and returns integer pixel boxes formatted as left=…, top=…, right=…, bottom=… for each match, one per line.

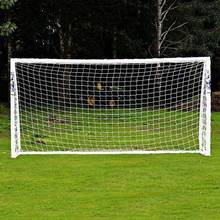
left=19, top=107, right=200, bottom=152
left=0, top=104, right=220, bottom=219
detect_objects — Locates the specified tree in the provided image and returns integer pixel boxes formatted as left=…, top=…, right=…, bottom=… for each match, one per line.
left=176, top=0, right=220, bottom=91
left=0, top=0, right=17, bottom=103
left=0, top=0, right=17, bottom=70
left=176, top=0, right=220, bottom=56
left=150, top=0, right=187, bottom=57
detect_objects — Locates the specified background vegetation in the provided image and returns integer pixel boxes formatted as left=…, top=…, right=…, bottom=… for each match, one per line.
left=1, top=0, right=220, bottom=103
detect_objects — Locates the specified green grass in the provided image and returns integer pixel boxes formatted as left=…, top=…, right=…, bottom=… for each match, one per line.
left=20, top=107, right=199, bottom=151
left=1, top=104, right=220, bottom=219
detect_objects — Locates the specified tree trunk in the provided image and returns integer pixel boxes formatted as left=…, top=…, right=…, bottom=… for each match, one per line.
left=58, top=29, right=65, bottom=59
left=57, top=22, right=73, bottom=109
left=7, top=39, right=12, bottom=72
left=112, top=26, right=117, bottom=58
left=156, top=0, right=162, bottom=58
left=58, top=23, right=72, bottom=59
left=7, top=12, right=12, bottom=103
left=66, top=23, right=72, bottom=59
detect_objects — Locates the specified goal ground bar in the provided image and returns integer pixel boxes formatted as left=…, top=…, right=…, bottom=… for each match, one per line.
left=11, top=150, right=209, bottom=158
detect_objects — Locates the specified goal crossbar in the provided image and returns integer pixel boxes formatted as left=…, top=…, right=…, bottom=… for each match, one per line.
left=11, top=57, right=209, bottom=65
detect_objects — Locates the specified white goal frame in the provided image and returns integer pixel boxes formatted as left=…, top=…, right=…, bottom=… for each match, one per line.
left=10, top=57, right=211, bottom=158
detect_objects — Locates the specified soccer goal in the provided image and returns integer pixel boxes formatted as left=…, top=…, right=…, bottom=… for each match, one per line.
left=10, top=57, right=211, bottom=158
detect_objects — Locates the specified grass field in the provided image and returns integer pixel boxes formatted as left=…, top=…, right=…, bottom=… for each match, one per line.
left=19, top=107, right=199, bottom=152
left=1, top=103, right=220, bottom=219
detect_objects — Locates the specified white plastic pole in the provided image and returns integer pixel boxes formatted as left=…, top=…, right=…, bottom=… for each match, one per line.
left=199, top=57, right=211, bottom=156
left=19, top=150, right=200, bottom=155
left=11, top=57, right=210, bottom=65
left=10, top=59, right=21, bottom=158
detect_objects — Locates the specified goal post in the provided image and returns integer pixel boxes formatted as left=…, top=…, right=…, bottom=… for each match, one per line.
left=11, top=59, right=21, bottom=158
left=10, top=57, right=211, bottom=158
left=199, top=57, right=211, bottom=156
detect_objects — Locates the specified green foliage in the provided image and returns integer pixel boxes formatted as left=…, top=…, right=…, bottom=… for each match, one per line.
left=0, top=21, right=16, bottom=37
left=0, top=0, right=220, bottom=94
left=0, top=0, right=17, bottom=37
left=13, top=0, right=151, bottom=58
left=0, top=0, right=17, bottom=9
left=176, top=0, right=220, bottom=57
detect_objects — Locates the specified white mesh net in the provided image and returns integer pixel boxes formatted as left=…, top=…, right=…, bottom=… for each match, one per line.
left=11, top=58, right=211, bottom=156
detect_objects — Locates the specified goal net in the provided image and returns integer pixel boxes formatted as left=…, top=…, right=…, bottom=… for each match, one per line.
left=10, top=58, right=211, bottom=158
